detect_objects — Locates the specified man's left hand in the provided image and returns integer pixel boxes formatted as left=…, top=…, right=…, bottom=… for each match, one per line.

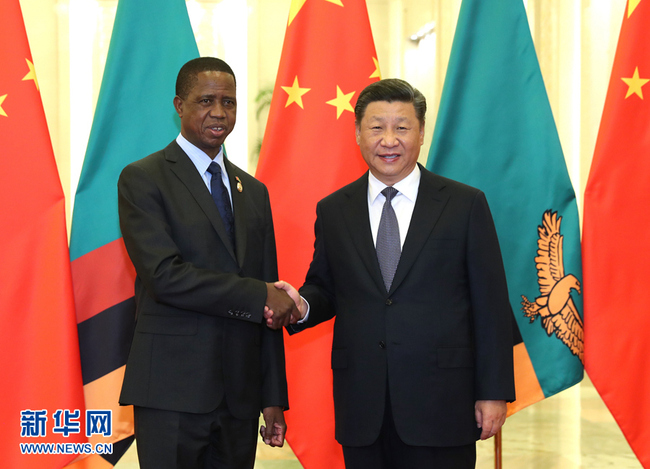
left=475, top=400, right=507, bottom=440
left=260, top=406, right=287, bottom=447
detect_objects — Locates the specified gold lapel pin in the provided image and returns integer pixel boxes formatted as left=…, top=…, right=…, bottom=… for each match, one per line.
left=236, top=176, right=243, bottom=193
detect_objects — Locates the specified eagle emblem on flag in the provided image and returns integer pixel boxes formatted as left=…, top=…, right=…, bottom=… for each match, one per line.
left=521, top=210, right=584, bottom=362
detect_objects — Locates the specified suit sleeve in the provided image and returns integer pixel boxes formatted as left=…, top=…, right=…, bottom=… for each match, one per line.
left=291, top=202, right=337, bottom=334
left=118, top=163, right=268, bottom=323
left=259, top=186, right=289, bottom=409
left=467, top=191, right=516, bottom=401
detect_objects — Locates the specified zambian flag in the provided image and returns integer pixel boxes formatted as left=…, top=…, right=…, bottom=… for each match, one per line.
left=68, top=0, right=198, bottom=466
left=426, top=0, right=584, bottom=414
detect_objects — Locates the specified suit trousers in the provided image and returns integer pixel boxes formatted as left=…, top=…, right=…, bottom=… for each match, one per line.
left=342, top=387, right=477, bottom=469
left=134, top=399, right=258, bottom=469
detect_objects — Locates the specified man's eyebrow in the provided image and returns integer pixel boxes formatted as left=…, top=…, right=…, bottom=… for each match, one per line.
left=367, top=115, right=410, bottom=123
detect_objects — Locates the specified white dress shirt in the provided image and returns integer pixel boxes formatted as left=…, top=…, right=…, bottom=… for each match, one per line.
left=367, top=165, right=421, bottom=248
left=176, top=133, right=233, bottom=206
left=299, top=164, right=422, bottom=323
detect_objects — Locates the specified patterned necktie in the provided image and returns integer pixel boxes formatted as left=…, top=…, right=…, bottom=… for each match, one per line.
left=207, top=161, right=235, bottom=247
left=376, top=186, right=401, bottom=292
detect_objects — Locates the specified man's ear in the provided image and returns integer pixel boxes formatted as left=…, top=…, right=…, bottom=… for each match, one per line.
left=173, top=95, right=183, bottom=118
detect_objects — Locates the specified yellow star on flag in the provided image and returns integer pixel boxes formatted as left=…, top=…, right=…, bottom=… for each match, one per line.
left=628, top=0, right=642, bottom=17
left=326, top=86, right=355, bottom=119
left=22, top=59, right=39, bottom=91
left=369, top=57, right=381, bottom=79
left=288, top=0, right=307, bottom=26
left=0, top=94, right=7, bottom=117
left=325, top=0, right=344, bottom=6
left=281, top=76, right=311, bottom=109
left=622, top=67, right=650, bottom=99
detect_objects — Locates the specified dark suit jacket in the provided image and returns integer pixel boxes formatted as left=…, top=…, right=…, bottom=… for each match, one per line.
left=295, top=164, right=514, bottom=447
left=118, top=140, right=288, bottom=419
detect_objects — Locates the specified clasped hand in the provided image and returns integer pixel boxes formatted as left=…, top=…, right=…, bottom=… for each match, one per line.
left=264, top=281, right=306, bottom=329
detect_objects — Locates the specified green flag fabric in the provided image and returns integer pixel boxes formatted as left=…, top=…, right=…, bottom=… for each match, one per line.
left=427, top=0, right=583, bottom=414
left=70, top=1, right=199, bottom=261
left=68, top=1, right=198, bottom=463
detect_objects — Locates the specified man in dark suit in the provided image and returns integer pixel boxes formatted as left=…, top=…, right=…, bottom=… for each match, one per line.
left=118, top=57, right=297, bottom=468
left=267, top=79, right=515, bottom=468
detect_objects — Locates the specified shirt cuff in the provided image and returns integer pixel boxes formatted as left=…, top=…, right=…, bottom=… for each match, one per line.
left=297, top=296, right=310, bottom=324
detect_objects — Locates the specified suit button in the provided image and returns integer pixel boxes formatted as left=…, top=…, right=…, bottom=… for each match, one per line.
left=385, top=299, right=393, bottom=306
left=379, top=341, right=386, bottom=349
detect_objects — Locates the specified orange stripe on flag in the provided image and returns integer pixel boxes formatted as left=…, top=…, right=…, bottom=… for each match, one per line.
left=84, top=365, right=134, bottom=444
left=507, top=342, right=545, bottom=416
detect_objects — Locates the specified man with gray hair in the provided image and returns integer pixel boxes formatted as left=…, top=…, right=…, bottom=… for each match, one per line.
left=269, top=78, right=515, bottom=468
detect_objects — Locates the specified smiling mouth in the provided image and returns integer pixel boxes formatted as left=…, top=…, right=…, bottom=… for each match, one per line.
left=207, top=125, right=227, bottom=135
left=379, top=154, right=399, bottom=160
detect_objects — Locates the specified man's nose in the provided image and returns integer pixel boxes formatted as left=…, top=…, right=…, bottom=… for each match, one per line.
left=381, top=131, right=398, bottom=147
left=209, top=102, right=225, bottom=117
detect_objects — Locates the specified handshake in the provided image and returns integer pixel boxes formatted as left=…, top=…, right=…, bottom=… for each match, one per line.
left=264, top=281, right=308, bottom=329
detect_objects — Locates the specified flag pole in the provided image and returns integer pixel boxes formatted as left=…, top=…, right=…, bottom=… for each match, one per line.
left=495, top=429, right=502, bottom=469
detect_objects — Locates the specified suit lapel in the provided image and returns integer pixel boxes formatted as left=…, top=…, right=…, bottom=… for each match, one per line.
left=165, top=141, right=237, bottom=263
left=342, top=174, right=387, bottom=295
left=389, top=167, right=449, bottom=295
left=225, top=159, right=247, bottom=269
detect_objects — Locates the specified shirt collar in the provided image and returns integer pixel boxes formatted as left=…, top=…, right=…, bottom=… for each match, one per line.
left=368, top=164, right=421, bottom=204
left=176, top=133, right=225, bottom=175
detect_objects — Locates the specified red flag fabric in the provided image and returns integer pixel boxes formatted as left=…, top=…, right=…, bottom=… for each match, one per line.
left=255, top=1, right=379, bottom=467
left=0, top=1, right=86, bottom=467
left=583, top=1, right=650, bottom=467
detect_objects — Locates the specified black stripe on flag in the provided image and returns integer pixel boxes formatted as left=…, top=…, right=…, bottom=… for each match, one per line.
left=100, top=434, right=135, bottom=465
left=78, top=297, right=136, bottom=385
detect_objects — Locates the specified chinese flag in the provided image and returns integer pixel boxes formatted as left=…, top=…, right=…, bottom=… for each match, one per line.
left=0, top=0, right=86, bottom=467
left=255, top=0, right=379, bottom=467
left=583, top=1, right=650, bottom=467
